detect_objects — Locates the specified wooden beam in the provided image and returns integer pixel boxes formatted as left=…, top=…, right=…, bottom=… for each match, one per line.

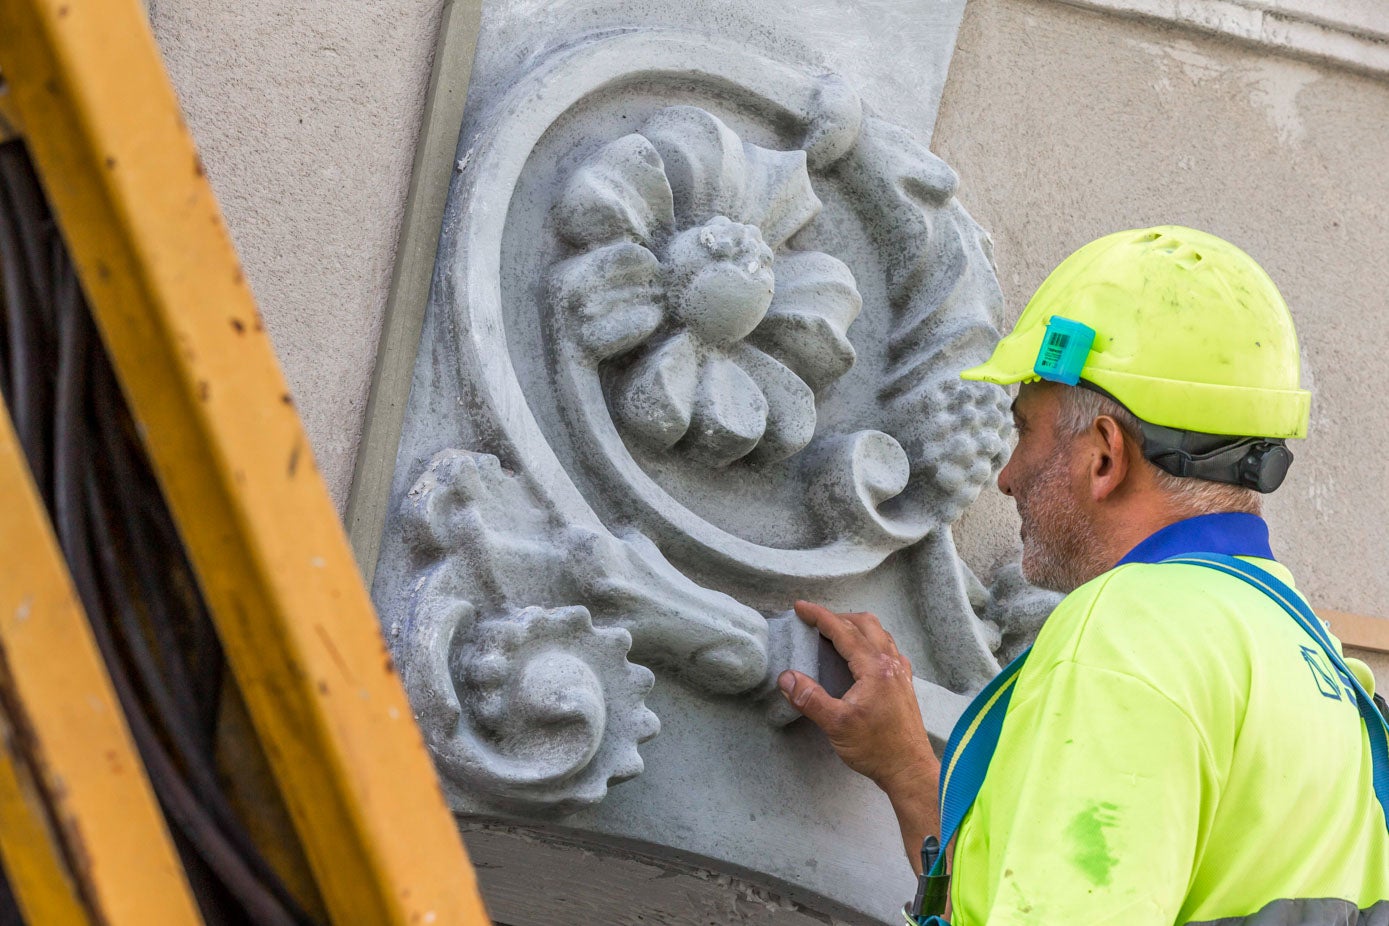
left=1324, top=609, right=1389, bottom=655
left=0, top=1, right=490, bottom=922
left=0, top=393, right=200, bottom=925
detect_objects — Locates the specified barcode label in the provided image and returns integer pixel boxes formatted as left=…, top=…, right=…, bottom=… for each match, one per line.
left=1038, top=331, right=1070, bottom=370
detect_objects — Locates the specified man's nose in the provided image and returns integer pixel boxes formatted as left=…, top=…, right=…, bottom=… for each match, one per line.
left=996, top=456, right=1016, bottom=497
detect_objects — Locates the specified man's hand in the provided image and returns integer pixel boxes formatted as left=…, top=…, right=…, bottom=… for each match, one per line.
left=777, top=601, right=942, bottom=868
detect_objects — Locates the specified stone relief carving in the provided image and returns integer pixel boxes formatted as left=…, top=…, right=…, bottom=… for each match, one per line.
left=381, top=30, right=1060, bottom=815
left=550, top=106, right=861, bottom=466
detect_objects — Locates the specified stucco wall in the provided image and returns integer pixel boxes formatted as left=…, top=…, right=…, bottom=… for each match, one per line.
left=938, top=0, right=1389, bottom=622
left=150, top=0, right=446, bottom=509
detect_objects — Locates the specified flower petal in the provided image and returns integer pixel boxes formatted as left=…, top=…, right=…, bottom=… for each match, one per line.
left=549, top=243, right=664, bottom=360
left=685, top=354, right=768, bottom=467
left=739, top=144, right=821, bottom=249
left=639, top=107, right=746, bottom=229
left=611, top=333, right=699, bottom=450
left=731, top=344, right=816, bottom=463
left=749, top=251, right=862, bottom=391
left=555, top=134, right=675, bottom=249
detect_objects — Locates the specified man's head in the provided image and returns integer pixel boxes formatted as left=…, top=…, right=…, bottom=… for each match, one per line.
left=999, top=381, right=1261, bottom=592
left=962, top=225, right=1309, bottom=592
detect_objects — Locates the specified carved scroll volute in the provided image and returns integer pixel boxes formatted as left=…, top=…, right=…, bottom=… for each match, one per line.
left=399, top=585, right=659, bottom=814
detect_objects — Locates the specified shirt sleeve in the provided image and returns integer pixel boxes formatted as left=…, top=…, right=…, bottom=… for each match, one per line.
left=952, top=658, right=1220, bottom=926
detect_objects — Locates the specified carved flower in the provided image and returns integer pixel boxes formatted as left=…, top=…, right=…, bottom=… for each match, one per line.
left=549, top=106, right=863, bottom=467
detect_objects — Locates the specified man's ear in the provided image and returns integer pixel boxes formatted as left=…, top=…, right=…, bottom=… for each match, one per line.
left=1088, top=415, right=1132, bottom=502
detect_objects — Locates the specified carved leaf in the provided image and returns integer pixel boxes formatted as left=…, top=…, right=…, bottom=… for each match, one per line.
left=549, top=243, right=665, bottom=360
left=730, top=344, right=816, bottom=463
left=611, top=332, right=700, bottom=450
left=564, top=527, right=770, bottom=694
left=639, top=106, right=746, bottom=229
left=685, top=354, right=769, bottom=467
left=401, top=449, right=770, bottom=699
left=749, top=251, right=861, bottom=392
left=555, top=134, right=675, bottom=249
left=738, top=145, right=821, bottom=250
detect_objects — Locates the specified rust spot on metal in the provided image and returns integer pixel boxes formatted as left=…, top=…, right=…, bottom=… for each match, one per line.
left=317, top=681, right=329, bottom=695
left=103, top=155, right=114, bottom=169
left=230, top=318, right=246, bottom=334
left=288, top=439, right=301, bottom=477
left=193, top=154, right=204, bottom=178
left=95, top=261, right=110, bottom=280
left=197, top=380, right=210, bottom=402
left=280, top=393, right=293, bottom=406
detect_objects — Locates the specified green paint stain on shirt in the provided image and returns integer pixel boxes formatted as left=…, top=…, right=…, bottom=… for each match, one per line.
left=1064, top=801, right=1119, bottom=886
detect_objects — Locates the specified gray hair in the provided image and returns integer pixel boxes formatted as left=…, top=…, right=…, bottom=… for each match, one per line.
left=1054, top=387, right=1262, bottom=516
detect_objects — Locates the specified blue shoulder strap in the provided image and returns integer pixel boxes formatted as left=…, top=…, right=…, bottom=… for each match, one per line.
left=933, top=646, right=1030, bottom=875
left=1164, top=553, right=1389, bottom=833
left=907, top=648, right=1030, bottom=924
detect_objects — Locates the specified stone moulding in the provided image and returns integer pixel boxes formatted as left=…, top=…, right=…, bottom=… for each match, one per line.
left=387, top=29, right=1059, bottom=814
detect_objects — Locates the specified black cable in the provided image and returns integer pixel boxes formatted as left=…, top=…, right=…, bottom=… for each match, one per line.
left=0, top=138, right=316, bottom=925
left=0, top=153, right=48, bottom=500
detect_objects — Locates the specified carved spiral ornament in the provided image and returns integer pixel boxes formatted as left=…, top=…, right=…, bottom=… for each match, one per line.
left=401, top=581, right=658, bottom=813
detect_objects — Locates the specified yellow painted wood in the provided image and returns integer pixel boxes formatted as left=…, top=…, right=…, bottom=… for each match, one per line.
left=0, top=713, right=91, bottom=926
left=0, top=2, right=490, bottom=923
left=0, top=399, right=200, bottom=924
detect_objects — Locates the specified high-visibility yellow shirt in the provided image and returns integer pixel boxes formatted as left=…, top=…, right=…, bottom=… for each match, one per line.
left=950, top=555, right=1389, bottom=924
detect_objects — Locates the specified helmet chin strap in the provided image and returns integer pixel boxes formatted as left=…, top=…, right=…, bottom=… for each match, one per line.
left=1076, top=381, right=1294, bottom=493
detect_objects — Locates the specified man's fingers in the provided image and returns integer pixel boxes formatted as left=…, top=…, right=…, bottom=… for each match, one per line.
left=777, top=670, right=843, bottom=730
left=840, top=610, right=899, bottom=654
left=796, top=601, right=904, bottom=669
left=793, top=600, right=870, bottom=658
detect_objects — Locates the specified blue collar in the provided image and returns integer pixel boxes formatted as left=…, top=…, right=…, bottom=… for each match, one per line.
left=1116, top=512, right=1275, bottom=566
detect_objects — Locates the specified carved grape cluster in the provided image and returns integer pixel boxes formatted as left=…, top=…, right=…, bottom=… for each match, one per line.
left=902, top=377, right=1012, bottom=525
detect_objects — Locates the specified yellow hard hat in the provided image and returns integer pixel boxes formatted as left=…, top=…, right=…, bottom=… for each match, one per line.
left=961, top=226, right=1311, bottom=439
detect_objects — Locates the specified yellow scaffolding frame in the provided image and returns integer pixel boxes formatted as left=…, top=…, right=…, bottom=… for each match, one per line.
left=0, top=402, right=201, bottom=925
left=0, top=0, right=490, bottom=922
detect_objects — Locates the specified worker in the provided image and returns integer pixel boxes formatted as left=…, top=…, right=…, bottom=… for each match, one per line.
left=777, top=226, right=1389, bottom=924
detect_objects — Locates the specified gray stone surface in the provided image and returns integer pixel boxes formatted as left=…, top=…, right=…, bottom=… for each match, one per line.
left=369, top=2, right=1060, bottom=922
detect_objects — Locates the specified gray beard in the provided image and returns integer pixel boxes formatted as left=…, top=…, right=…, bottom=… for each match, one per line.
left=1017, top=452, right=1113, bottom=594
